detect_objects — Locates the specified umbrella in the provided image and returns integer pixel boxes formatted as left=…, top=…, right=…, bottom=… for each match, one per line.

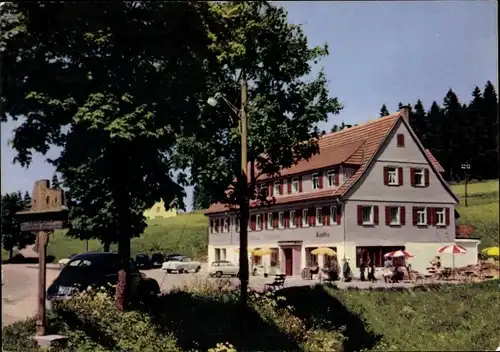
left=438, top=244, right=467, bottom=279
left=481, top=246, right=499, bottom=257
left=384, top=250, right=414, bottom=258
left=311, top=247, right=336, bottom=256
left=253, top=248, right=272, bottom=256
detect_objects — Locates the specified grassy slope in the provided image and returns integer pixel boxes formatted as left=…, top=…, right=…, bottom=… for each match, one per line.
left=451, top=179, right=499, bottom=248
left=43, top=180, right=498, bottom=261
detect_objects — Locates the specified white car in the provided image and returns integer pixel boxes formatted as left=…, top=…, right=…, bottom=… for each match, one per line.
left=208, top=260, right=239, bottom=278
left=162, top=256, right=201, bottom=274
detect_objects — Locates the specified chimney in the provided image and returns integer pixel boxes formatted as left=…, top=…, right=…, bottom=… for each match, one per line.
left=399, top=105, right=410, bottom=124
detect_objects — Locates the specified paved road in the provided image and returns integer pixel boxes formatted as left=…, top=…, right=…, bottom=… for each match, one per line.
left=2, top=264, right=414, bottom=326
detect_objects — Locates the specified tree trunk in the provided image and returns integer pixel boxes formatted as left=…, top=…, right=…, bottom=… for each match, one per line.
left=115, top=235, right=131, bottom=312
left=9, top=248, right=13, bottom=259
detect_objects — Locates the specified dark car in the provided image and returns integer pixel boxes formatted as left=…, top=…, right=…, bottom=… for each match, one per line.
left=47, top=252, right=160, bottom=306
left=151, top=253, right=165, bottom=267
left=135, top=253, right=152, bottom=269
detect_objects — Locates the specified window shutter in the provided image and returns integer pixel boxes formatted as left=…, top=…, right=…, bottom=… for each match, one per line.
left=284, top=211, right=289, bottom=228
left=424, top=169, right=430, bottom=187
left=263, top=213, right=267, bottom=229
left=215, top=219, right=219, bottom=232
left=273, top=213, right=278, bottom=228
left=279, top=180, right=283, bottom=195
left=445, top=208, right=450, bottom=226
left=433, top=208, right=438, bottom=226
left=400, top=206, right=406, bottom=225
left=298, top=176, right=303, bottom=192
left=357, top=205, right=363, bottom=225
left=410, top=168, right=415, bottom=187
left=309, top=208, right=314, bottom=226
left=398, top=167, right=403, bottom=186
left=374, top=206, right=379, bottom=225
left=297, top=209, right=302, bottom=228
left=427, top=207, right=433, bottom=226
left=412, top=207, right=418, bottom=226
left=383, top=167, right=389, bottom=185
left=334, top=170, right=340, bottom=185
left=268, top=183, right=273, bottom=196
left=324, top=206, right=330, bottom=225
left=287, top=178, right=292, bottom=193
left=318, top=171, right=323, bottom=189
left=385, top=206, right=390, bottom=226
left=336, top=208, right=342, bottom=225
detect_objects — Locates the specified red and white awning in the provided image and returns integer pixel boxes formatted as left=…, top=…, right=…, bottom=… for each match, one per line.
left=438, top=244, right=467, bottom=254
left=384, top=250, right=414, bottom=258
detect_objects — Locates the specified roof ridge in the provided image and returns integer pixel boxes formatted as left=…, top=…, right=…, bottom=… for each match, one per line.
left=322, top=112, right=401, bottom=139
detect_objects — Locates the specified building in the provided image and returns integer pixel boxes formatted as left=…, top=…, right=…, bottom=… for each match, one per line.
left=205, top=107, right=479, bottom=276
left=144, top=200, right=178, bottom=220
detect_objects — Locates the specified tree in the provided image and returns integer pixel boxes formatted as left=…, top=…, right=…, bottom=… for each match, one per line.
left=174, top=2, right=342, bottom=306
left=1, top=192, right=36, bottom=259
left=2, top=1, right=223, bottom=310
left=192, top=185, right=212, bottom=210
left=51, top=174, right=60, bottom=189
left=23, top=191, right=31, bottom=209
left=331, top=122, right=352, bottom=132
left=411, top=99, right=430, bottom=145
left=379, top=104, right=390, bottom=117
left=481, top=81, right=499, bottom=179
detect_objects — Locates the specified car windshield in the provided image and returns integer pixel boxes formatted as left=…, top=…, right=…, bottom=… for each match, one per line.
left=170, top=256, right=184, bottom=262
left=62, top=255, right=121, bottom=276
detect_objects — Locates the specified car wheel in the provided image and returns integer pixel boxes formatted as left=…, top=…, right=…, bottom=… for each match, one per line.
left=178, top=268, right=184, bottom=274
left=195, top=266, right=201, bottom=273
left=166, top=269, right=172, bottom=274
left=215, top=271, right=223, bottom=278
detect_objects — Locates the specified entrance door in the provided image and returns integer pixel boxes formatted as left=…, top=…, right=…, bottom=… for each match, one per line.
left=283, top=248, right=293, bottom=276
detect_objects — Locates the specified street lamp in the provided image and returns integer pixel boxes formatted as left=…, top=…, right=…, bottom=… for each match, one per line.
left=207, top=79, right=250, bottom=308
left=461, top=162, right=471, bottom=207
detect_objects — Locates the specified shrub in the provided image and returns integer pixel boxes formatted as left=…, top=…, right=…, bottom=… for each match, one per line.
left=2, top=317, right=43, bottom=352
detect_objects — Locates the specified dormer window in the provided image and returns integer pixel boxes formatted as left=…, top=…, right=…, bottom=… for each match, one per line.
left=292, top=178, right=299, bottom=193
left=273, top=181, right=280, bottom=195
left=327, top=170, right=336, bottom=187
left=312, top=173, right=320, bottom=189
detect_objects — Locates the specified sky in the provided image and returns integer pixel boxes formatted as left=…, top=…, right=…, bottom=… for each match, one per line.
left=1, top=1, right=498, bottom=211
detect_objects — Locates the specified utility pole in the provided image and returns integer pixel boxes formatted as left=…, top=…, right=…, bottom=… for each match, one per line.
left=239, top=77, right=249, bottom=308
left=461, top=162, right=471, bottom=207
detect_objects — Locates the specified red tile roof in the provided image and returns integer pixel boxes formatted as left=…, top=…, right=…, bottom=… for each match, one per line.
left=425, top=149, right=445, bottom=173
left=206, top=113, right=400, bottom=214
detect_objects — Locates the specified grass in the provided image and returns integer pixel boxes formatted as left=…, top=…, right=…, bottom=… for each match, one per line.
left=451, top=179, right=499, bottom=248
left=17, top=180, right=499, bottom=261
left=46, top=211, right=207, bottom=261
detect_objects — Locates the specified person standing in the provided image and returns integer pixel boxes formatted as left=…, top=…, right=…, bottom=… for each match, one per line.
left=359, top=259, right=366, bottom=281
left=342, top=258, right=352, bottom=282
left=367, top=258, right=376, bottom=282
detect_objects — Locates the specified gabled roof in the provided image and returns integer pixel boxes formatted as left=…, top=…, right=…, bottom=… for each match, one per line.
left=206, top=113, right=400, bottom=214
left=425, top=149, right=445, bottom=173
left=205, top=111, right=458, bottom=215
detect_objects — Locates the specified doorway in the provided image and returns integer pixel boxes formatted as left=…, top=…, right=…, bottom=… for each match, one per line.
left=283, top=248, right=293, bottom=276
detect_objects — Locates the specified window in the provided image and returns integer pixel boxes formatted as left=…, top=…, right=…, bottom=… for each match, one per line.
left=278, top=212, right=284, bottom=229
left=274, top=181, right=280, bottom=195
left=396, top=133, right=405, bottom=147
left=315, top=208, right=322, bottom=226
left=215, top=248, right=221, bottom=261
left=312, top=173, right=320, bottom=189
left=356, top=246, right=405, bottom=268
left=436, top=208, right=446, bottom=226
left=267, top=212, right=273, bottom=229
left=330, top=206, right=338, bottom=225
left=416, top=208, right=426, bottom=225
left=302, top=209, right=308, bottom=227
left=292, top=177, right=299, bottom=193
left=256, top=214, right=262, bottom=231
left=271, top=248, right=280, bottom=266
left=327, top=170, right=336, bottom=187
left=290, top=210, right=296, bottom=228
left=362, top=206, right=373, bottom=225
left=305, top=247, right=318, bottom=267
left=413, top=168, right=425, bottom=186
left=221, top=248, right=226, bottom=260
left=224, top=218, right=229, bottom=232
left=389, top=207, right=400, bottom=225
left=46, top=196, right=50, bottom=205
left=387, top=168, right=398, bottom=185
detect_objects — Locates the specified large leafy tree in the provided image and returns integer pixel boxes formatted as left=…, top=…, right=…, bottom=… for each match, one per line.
left=379, top=104, right=390, bottom=117
left=1, top=192, right=35, bottom=259
left=1, top=1, right=223, bottom=310
left=174, top=2, right=342, bottom=304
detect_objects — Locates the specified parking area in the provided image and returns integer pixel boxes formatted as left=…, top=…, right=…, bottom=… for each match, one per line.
left=2, top=264, right=415, bottom=326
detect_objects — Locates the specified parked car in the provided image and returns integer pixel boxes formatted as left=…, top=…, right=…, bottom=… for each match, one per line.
left=47, top=252, right=160, bottom=307
left=208, top=261, right=239, bottom=278
left=151, top=253, right=165, bottom=267
left=162, top=256, right=201, bottom=273
left=135, top=253, right=152, bottom=269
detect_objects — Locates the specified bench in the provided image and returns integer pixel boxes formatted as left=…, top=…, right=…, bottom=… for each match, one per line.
left=264, top=274, right=286, bottom=292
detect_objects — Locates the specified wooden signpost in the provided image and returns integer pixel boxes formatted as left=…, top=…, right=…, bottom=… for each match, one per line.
left=15, top=180, right=69, bottom=343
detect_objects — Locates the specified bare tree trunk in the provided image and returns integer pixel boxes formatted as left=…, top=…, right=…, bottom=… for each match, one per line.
left=115, top=235, right=130, bottom=311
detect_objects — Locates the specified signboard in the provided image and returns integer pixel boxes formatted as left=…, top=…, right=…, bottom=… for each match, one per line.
left=456, top=224, right=476, bottom=237
left=20, top=220, right=66, bottom=232
left=316, top=231, right=330, bottom=238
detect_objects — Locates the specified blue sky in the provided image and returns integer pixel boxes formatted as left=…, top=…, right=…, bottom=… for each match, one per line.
left=1, top=1, right=497, bottom=210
